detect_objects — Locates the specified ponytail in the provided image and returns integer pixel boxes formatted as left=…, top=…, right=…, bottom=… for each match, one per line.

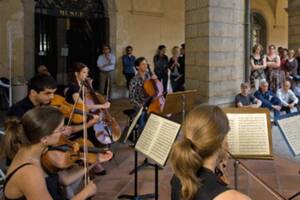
left=0, top=117, right=30, bottom=160
left=170, top=138, right=203, bottom=200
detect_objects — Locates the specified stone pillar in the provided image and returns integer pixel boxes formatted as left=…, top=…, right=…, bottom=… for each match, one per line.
left=288, top=0, right=300, bottom=50
left=22, top=0, right=36, bottom=80
left=185, top=0, right=245, bottom=106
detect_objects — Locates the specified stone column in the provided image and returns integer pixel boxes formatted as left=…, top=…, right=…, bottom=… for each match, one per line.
left=22, top=0, right=36, bottom=80
left=185, top=0, right=245, bottom=106
left=288, top=0, right=300, bottom=50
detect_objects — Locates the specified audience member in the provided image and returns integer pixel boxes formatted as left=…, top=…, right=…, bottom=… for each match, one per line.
left=235, top=83, right=261, bottom=108
left=153, top=45, right=169, bottom=93
left=250, top=44, right=266, bottom=90
left=277, top=80, right=298, bottom=114
left=122, top=46, right=136, bottom=88
left=254, top=79, right=281, bottom=119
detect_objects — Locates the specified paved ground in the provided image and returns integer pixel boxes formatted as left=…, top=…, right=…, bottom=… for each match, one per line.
left=1, top=99, right=299, bottom=200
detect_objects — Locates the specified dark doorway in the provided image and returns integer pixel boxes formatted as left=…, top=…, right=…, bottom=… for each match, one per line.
left=66, top=18, right=109, bottom=88
left=34, top=0, right=109, bottom=88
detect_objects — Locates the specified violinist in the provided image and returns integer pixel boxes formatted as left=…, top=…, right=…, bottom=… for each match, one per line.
left=0, top=106, right=112, bottom=200
left=170, top=105, right=251, bottom=200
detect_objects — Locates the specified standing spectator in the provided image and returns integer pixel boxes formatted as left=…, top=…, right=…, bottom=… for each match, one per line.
left=250, top=44, right=267, bottom=90
left=235, top=83, right=261, bottom=108
left=254, top=79, right=282, bottom=120
left=153, top=45, right=169, bottom=93
left=122, top=46, right=136, bottom=88
left=266, top=44, right=284, bottom=93
left=168, top=46, right=184, bottom=92
left=284, top=49, right=298, bottom=80
left=277, top=80, right=298, bottom=114
left=178, top=43, right=185, bottom=90
left=97, top=45, right=116, bottom=95
left=295, top=47, right=300, bottom=75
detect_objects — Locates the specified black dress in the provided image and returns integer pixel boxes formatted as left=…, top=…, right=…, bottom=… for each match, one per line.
left=170, top=167, right=229, bottom=200
left=3, top=163, right=63, bottom=200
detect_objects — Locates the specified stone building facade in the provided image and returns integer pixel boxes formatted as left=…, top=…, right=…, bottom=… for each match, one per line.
left=0, top=0, right=296, bottom=105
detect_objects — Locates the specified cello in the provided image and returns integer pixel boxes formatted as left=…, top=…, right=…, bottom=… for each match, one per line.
left=143, top=65, right=165, bottom=113
left=84, top=79, right=121, bottom=144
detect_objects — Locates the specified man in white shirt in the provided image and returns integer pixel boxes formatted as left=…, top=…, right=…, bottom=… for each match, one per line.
left=97, top=45, right=116, bottom=95
left=277, top=80, right=299, bottom=114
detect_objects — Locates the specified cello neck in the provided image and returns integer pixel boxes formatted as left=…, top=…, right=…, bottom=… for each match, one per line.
left=147, top=64, right=153, bottom=77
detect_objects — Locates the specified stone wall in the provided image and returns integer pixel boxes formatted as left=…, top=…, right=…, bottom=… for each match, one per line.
left=252, top=0, right=288, bottom=49
left=114, top=0, right=185, bottom=86
left=0, top=0, right=24, bottom=79
left=288, top=0, right=300, bottom=50
left=185, top=0, right=245, bottom=106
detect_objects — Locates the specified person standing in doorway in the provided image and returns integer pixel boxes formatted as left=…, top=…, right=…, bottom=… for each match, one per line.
left=97, top=45, right=116, bottom=95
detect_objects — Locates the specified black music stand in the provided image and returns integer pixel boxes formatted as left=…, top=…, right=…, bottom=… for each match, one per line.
left=162, top=90, right=197, bottom=121
left=118, top=105, right=155, bottom=200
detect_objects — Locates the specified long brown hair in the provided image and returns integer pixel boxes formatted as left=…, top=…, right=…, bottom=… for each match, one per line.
left=170, top=105, right=229, bottom=200
left=0, top=106, right=64, bottom=160
left=71, top=62, right=88, bottom=84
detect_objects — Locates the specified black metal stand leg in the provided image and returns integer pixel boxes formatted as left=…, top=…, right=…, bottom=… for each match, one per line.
left=118, top=129, right=155, bottom=200
left=234, top=160, right=240, bottom=190
left=155, top=165, right=159, bottom=200
left=129, top=158, right=156, bottom=175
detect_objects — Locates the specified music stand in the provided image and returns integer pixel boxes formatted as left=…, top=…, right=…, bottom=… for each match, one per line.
left=118, top=105, right=155, bottom=200
left=162, top=90, right=197, bottom=121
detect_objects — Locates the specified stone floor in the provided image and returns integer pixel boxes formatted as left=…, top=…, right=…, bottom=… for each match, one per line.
left=1, top=98, right=300, bottom=200
left=90, top=99, right=300, bottom=200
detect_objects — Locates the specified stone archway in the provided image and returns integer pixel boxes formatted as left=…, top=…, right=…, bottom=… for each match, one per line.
left=21, top=0, right=117, bottom=81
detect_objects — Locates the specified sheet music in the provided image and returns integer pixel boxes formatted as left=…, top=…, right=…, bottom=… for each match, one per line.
left=227, top=113, right=270, bottom=155
left=135, top=114, right=181, bottom=167
left=277, top=115, right=300, bottom=155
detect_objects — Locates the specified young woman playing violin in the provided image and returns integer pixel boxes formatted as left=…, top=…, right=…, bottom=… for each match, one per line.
left=170, top=105, right=251, bottom=200
left=1, top=106, right=112, bottom=200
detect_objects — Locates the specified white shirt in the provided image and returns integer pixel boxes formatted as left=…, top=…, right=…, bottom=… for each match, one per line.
left=97, top=53, right=116, bottom=72
left=276, top=88, right=299, bottom=106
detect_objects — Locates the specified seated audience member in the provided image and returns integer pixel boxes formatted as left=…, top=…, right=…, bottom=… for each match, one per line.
left=277, top=80, right=299, bottom=114
left=254, top=79, right=281, bottom=119
left=235, top=83, right=261, bottom=108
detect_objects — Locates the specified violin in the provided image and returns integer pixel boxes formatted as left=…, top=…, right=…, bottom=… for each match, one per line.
left=51, top=95, right=95, bottom=124
left=84, top=80, right=121, bottom=144
left=143, top=65, right=165, bottom=114
left=215, top=146, right=230, bottom=185
left=41, top=136, right=108, bottom=174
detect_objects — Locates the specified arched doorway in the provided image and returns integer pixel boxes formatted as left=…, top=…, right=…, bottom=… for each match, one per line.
left=251, top=12, right=267, bottom=52
left=34, top=0, right=109, bottom=88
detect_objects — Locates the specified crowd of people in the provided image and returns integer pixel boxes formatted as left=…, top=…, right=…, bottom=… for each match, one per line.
left=235, top=44, right=300, bottom=120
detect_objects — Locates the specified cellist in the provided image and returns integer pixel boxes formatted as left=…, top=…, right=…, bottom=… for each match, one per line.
left=129, top=57, right=158, bottom=110
left=65, top=62, right=112, bottom=174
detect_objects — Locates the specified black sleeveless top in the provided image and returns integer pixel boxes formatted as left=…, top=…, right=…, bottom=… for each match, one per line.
left=170, top=167, right=229, bottom=200
left=3, top=163, right=63, bottom=200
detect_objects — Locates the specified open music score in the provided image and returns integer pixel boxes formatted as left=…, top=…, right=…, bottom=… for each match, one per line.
left=135, top=114, right=181, bottom=167
left=277, top=114, right=300, bottom=156
left=223, top=108, right=273, bottom=159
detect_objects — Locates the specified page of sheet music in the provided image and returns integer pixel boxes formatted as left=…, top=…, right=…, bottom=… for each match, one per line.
left=277, top=115, right=300, bottom=155
left=135, top=114, right=181, bottom=166
left=227, top=113, right=270, bottom=155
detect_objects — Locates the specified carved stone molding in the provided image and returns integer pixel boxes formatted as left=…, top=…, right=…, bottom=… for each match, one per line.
left=130, top=0, right=164, bottom=17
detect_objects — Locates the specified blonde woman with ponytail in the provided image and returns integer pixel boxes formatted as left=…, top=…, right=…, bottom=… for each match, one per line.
left=0, top=106, right=112, bottom=200
left=170, top=105, right=251, bottom=200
